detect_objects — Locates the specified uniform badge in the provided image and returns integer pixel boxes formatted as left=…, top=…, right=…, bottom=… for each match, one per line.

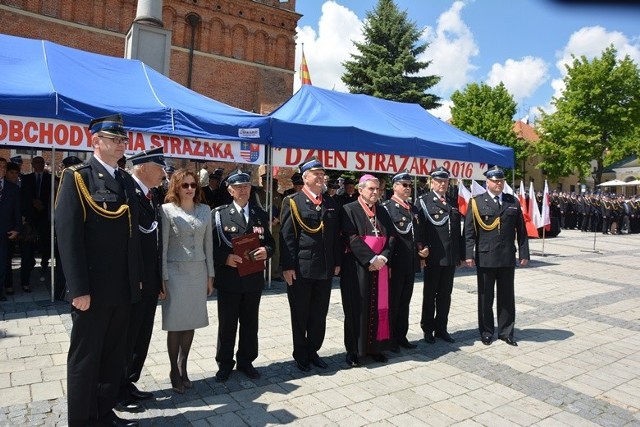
left=401, top=216, right=406, bottom=221
left=434, top=215, right=439, bottom=219
left=399, top=222, right=404, bottom=227
left=230, top=208, right=236, bottom=214
left=224, top=226, right=229, bottom=232
left=231, top=226, right=237, bottom=232
left=395, top=203, right=400, bottom=208
left=316, top=206, right=321, bottom=211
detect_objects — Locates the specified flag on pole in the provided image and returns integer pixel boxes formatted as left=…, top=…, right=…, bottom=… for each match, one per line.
left=457, top=180, right=471, bottom=216
left=541, top=180, right=551, bottom=231
left=471, top=180, right=486, bottom=196
left=504, top=181, right=514, bottom=195
left=300, top=47, right=312, bottom=85
left=520, top=181, right=539, bottom=238
left=529, top=181, right=543, bottom=230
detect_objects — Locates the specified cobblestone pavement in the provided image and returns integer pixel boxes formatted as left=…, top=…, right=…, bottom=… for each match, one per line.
left=1, top=229, right=640, bottom=426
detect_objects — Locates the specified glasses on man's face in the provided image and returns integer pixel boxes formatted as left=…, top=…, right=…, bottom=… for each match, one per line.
left=99, top=134, right=129, bottom=145
left=181, top=182, right=198, bottom=189
left=400, top=183, right=413, bottom=188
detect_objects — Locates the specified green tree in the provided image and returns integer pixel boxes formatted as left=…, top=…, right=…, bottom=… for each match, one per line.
left=342, top=0, right=440, bottom=109
left=536, top=46, right=640, bottom=184
left=450, top=82, right=523, bottom=173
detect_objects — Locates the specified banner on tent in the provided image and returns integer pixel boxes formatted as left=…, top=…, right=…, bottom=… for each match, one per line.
left=272, top=147, right=487, bottom=179
left=0, top=115, right=265, bottom=164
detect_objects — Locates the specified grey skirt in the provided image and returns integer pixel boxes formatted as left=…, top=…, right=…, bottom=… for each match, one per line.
left=162, top=260, right=209, bottom=331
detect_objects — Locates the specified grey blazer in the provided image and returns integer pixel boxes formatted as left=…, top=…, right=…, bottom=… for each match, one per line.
left=161, top=203, right=215, bottom=281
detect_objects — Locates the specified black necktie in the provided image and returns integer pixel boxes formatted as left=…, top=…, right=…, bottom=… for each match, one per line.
left=36, top=173, right=42, bottom=197
left=494, top=195, right=501, bottom=206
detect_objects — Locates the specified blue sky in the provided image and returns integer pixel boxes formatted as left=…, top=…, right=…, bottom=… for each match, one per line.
left=293, top=0, right=640, bottom=121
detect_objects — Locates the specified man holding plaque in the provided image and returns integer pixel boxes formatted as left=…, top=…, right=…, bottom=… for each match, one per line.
left=211, top=170, right=274, bottom=381
left=279, top=158, right=342, bottom=372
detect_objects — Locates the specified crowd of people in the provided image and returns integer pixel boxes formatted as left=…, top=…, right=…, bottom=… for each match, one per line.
left=6, top=112, right=637, bottom=426
left=548, top=191, right=640, bottom=235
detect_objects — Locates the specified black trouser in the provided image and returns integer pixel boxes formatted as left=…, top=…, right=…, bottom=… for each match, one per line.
left=476, top=266, right=515, bottom=340
left=215, top=289, right=262, bottom=369
left=68, top=304, right=130, bottom=426
left=421, top=265, right=455, bottom=336
left=390, top=267, right=415, bottom=344
left=120, top=292, right=158, bottom=399
left=286, top=277, right=332, bottom=363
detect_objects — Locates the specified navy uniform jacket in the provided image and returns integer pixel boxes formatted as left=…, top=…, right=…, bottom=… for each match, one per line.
left=417, top=191, right=465, bottom=267
left=381, top=198, right=424, bottom=271
left=0, top=179, right=22, bottom=236
left=21, top=171, right=52, bottom=224
left=134, top=184, right=162, bottom=296
left=212, top=202, right=275, bottom=293
left=55, top=156, right=142, bottom=305
left=464, top=192, right=529, bottom=268
left=279, top=191, right=341, bottom=280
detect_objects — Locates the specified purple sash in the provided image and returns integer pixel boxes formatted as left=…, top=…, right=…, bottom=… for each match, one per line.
left=362, top=235, right=390, bottom=341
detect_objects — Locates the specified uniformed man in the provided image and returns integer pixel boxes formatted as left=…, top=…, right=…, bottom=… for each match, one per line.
left=464, top=166, right=529, bottom=346
left=211, top=170, right=275, bottom=382
left=279, top=158, right=342, bottom=371
left=416, top=167, right=465, bottom=344
left=55, top=113, right=141, bottom=427
left=202, top=168, right=224, bottom=208
left=117, top=147, right=166, bottom=413
left=381, top=171, right=427, bottom=351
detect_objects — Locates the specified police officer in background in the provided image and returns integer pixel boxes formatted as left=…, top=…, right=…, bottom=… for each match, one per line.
left=211, top=170, right=275, bottom=382
left=279, top=158, right=342, bottom=372
left=116, top=147, right=166, bottom=413
left=465, top=166, right=529, bottom=347
left=381, top=171, right=427, bottom=352
left=417, top=167, right=465, bottom=344
left=56, top=114, right=141, bottom=427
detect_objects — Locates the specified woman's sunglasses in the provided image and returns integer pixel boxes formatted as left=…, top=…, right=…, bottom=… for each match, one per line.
left=181, top=183, right=198, bottom=189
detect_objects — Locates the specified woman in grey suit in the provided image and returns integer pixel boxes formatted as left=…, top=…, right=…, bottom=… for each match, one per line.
left=161, top=169, right=214, bottom=393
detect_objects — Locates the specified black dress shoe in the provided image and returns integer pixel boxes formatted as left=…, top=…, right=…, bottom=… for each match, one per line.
left=435, top=331, right=455, bottom=343
left=295, top=360, right=311, bottom=372
left=311, top=356, right=328, bottom=369
left=129, top=384, right=153, bottom=400
left=370, top=353, right=388, bottom=363
left=115, top=399, right=143, bottom=413
left=500, top=337, right=518, bottom=346
left=345, top=352, right=359, bottom=367
left=481, top=336, right=492, bottom=345
left=399, top=340, right=417, bottom=349
left=424, top=334, right=435, bottom=344
left=237, top=364, right=261, bottom=379
left=215, top=367, right=232, bottom=382
left=105, top=411, right=139, bottom=427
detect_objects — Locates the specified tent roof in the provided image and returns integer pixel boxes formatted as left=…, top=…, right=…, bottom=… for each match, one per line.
left=598, top=179, right=629, bottom=186
left=269, top=85, right=514, bottom=167
left=0, top=34, right=269, bottom=142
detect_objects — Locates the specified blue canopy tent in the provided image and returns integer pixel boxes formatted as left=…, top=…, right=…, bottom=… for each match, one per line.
left=0, top=34, right=270, bottom=142
left=269, top=85, right=514, bottom=168
left=0, top=34, right=271, bottom=300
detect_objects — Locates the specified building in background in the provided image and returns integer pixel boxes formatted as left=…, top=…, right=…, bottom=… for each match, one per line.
left=0, top=0, right=300, bottom=169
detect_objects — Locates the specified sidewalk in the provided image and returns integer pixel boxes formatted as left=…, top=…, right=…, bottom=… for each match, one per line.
left=1, top=229, right=639, bottom=426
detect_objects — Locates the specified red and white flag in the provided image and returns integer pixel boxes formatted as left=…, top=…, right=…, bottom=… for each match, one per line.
left=541, top=180, right=551, bottom=231
left=529, top=181, right=543, bottom=230
left=520, top=181, right=539, bottom=238
left=504, top=181, right=514, bottom=195
left=457, top=180, right=471, bottom=216
left=471, top=180, right=486, bottom=196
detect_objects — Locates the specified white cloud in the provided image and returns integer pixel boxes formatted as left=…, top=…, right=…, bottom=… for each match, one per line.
left=429, top=99, right=454, bottom=122
left=555, top=26, right=640, bottom=77
left=294, top=1, right=363, bottom=93
left=421, top=1, right=479, bottom=95
left=486, top=56, right=549, bottom=103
